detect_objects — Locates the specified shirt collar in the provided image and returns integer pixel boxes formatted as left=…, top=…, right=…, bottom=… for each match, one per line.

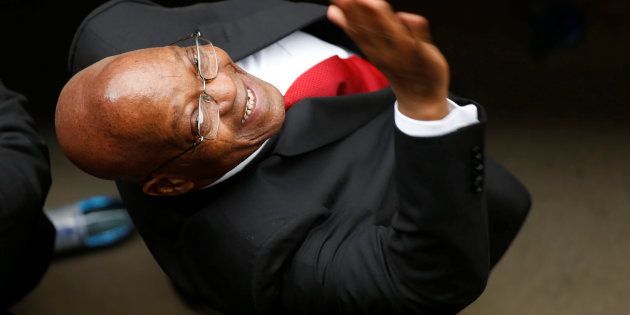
left=201, top=139, right=269, bottom=189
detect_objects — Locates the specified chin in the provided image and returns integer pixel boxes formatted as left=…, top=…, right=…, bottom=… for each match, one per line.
left=251, top=80, right=285, bottom=139
left=265, top=84, right=286, bottom=130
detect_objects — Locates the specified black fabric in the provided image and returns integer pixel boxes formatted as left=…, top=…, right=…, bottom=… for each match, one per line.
left=71, top=1, right=531, bottom=314
left=69, top=0, right=328, bottom=74
left=0, top=81, right=54, bottom=310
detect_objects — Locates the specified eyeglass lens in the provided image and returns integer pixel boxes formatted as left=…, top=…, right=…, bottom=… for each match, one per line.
left=195, top=37, right=219, bottom=80
left=193, top=36, right=220, bottom=140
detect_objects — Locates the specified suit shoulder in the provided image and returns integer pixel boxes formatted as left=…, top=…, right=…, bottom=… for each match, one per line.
left=68, top=0, right=159, bottom=74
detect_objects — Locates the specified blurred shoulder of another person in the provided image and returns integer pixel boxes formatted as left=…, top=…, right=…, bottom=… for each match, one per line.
left=0, top=80, right=54, bottom=311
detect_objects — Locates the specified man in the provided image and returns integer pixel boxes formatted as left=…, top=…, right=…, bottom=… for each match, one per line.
left=0, top=81, right=54, bottom=311
left=56, top=0, right=530, bottom=313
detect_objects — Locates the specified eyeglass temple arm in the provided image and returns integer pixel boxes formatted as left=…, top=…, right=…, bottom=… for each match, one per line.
left=168, top=31, right=202, bottom=46
left=145, top=138, right=205, bottom=180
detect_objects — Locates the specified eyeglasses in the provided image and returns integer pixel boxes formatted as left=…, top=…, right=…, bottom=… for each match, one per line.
left=145, top=31, right=220, bottom=180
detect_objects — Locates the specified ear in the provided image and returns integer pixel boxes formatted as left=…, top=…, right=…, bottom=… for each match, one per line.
left=142, top=175, right=195, bottom=196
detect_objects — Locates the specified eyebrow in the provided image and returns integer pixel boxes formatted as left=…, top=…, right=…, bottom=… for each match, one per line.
left=168, top=47, right=197, bottom=140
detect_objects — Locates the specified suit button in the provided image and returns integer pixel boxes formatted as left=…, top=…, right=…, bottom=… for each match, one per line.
left=472, top=145, right=481, bottom=153
left=474, top=175, right=483, bottom=183
left=474, top=186, right=483, bottom=194
left=474, top=163, right=484, bottom=171
left=473, top=152, right=483, bottom=160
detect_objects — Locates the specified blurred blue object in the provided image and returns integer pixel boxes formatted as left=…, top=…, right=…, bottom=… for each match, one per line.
left=45, top=196, right=134, bottom=253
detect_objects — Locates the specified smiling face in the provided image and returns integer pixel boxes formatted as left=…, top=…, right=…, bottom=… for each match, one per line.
left=55, top=44, right=285, bottom=195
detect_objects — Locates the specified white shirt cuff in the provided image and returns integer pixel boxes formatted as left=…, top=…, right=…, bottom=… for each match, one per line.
left=394, top=99, right=479, bottom=137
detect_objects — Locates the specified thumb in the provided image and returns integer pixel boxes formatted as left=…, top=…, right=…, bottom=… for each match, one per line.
left=327, top=4, right=349, bottom=30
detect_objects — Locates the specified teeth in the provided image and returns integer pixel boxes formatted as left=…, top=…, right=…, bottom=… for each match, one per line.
left=242, top=88, right=255, bottom=123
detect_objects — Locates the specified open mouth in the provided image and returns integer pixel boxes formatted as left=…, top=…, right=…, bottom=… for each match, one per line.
left=242, top=88, right=256, bottom=123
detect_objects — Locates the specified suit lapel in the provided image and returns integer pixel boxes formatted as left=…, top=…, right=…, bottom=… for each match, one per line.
left=198, top=1, right=327, bottom=62
left=272, top=88, right=395, bottom=157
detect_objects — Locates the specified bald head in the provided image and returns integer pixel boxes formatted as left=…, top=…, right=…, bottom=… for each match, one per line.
left=56, top=49, right=186, bottom=183
left=55, top=44, right=285, bottom=193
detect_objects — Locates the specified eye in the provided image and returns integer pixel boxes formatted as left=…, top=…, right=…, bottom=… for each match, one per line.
left=201, top=93, right=212, bottom=103
left=191, top=94, right=215, bottom=138
left=190, top=104, right=205, bottom=138
left=184, top=47, right=198, bottom=68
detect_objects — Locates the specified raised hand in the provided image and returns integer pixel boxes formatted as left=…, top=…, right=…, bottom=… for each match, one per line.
left=328, top=0, right=449, bottom=120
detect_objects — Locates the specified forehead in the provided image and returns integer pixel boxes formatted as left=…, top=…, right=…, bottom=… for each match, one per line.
left=100, top=46, right=192, bottom=99
left=94, top=46, right=197, bottom=138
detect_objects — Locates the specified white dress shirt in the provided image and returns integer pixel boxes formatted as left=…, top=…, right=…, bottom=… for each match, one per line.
left=209, top=31, right=479, bottom=187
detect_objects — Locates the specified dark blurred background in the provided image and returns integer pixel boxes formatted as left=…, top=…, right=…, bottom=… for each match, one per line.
left=2, top=0, right=628, bottom=314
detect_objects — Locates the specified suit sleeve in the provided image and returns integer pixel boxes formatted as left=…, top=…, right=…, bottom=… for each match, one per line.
left=387, top=122, right=488, bottom=312
left=281, top=105, right=488, bottom=314
left=0, top=81, right=54, bottom=308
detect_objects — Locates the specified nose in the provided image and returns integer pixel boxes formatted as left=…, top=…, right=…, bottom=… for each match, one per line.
left=204, top=73, right=237, bottom=116
left=203, top=49, right=238, bottom=115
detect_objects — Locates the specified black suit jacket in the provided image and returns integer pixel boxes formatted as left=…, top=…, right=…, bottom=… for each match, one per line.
left=0, top=81, right=54, bottom=310
left=70, top=1, right=531, bottom=314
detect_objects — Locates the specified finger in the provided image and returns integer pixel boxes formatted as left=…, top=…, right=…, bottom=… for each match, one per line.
left=397, top=12, right=432, bottom=43
left=327, top=4, right=349, bottom=30
left=332, top=0, right=408, bottom=45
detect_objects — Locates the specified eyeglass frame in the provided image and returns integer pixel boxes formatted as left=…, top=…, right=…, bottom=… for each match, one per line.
left=144, top=31, right=220, bottom=181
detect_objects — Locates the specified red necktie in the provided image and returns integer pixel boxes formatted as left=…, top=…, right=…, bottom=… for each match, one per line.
left=283, top=55, right=389, bottom=110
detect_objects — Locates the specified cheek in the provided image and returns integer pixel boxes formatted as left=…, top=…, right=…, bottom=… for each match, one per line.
left=207, top=129, right=248, bottom=158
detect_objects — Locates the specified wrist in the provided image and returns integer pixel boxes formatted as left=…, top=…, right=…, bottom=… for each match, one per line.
left=397, top=98, right=449, bottom=120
